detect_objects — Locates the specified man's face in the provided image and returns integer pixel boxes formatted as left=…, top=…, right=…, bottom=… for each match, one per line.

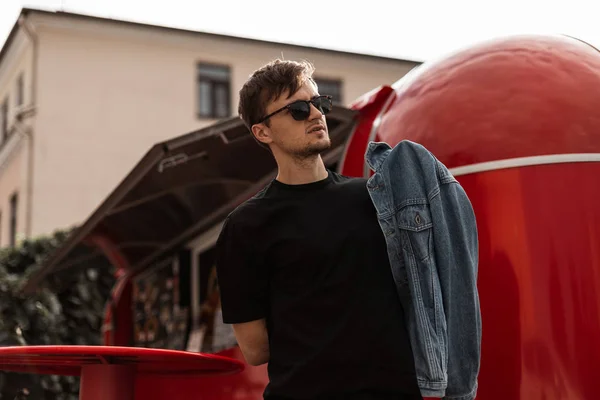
left=253, top=81, right=331, bottom=159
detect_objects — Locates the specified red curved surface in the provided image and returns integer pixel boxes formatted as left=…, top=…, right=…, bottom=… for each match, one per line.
left=0, top=345, right=244, bottom=377
left=375, top=34, right=600, bottom=168
left=459, top=162, right=600, bottom=400
left=134, top=347, right=268, bottom=400
left=339, top=85, right=395, bottom=177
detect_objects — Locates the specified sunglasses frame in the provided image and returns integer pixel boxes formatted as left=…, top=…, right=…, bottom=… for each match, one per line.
left=257, top=95, right=333, bottom=124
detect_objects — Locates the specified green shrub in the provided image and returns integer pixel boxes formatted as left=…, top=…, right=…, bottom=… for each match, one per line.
left=0, top=228, right=115, bottom=399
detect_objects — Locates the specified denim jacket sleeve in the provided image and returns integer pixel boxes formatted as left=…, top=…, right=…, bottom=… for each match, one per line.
left=365, top=140, right=481, bottom=400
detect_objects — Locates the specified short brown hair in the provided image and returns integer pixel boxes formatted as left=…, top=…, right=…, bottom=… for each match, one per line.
left=238, top=59, right=316, bottom=130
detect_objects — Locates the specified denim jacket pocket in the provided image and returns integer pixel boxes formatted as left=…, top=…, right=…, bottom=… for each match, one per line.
left=397, top=203, right=433, bottom=259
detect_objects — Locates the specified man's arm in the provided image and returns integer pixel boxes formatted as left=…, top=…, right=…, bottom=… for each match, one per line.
left=215, top=216, right=270, bottom=366
left=232, top=319, right=269, bottom=366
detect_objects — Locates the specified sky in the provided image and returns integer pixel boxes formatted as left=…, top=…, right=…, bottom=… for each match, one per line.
left=0, top=0, right=599, bottom=62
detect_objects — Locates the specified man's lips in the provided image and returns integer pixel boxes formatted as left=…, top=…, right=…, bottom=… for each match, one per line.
left=307, top=125, right=326, bottom=134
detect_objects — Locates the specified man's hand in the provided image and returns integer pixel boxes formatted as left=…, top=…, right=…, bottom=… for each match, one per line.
left=232, top=319, right=270, bottom=366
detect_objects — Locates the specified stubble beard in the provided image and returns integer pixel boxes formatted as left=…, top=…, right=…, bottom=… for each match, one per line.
left=292, top=137, right=332, bottom=160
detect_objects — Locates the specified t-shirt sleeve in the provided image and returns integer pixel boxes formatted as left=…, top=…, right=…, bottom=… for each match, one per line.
left=215, top=216, right=269, bottom=324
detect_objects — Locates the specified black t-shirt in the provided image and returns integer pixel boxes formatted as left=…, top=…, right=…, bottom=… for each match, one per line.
left=215, top=170, right=420, bottom=399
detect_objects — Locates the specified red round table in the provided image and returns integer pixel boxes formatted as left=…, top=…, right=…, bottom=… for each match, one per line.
left=0, top=345, right=245, bottom=400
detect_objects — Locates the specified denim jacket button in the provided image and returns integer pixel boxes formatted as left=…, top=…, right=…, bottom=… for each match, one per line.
left=415, top=214, right=422, bottom=225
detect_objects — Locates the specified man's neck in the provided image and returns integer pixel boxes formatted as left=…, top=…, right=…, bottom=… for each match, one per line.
left=275, top=155, right=329, bottom=185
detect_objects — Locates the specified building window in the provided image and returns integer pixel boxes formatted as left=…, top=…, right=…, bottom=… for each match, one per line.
left=314, top=78, right=343, bottom=105
left=9, top=192, right=17, bottom=247
left=16, top=74, right=24, bottom=107
left=197, top=63, right=230, bottom=119
left=1, top=98, right=7, bottom=142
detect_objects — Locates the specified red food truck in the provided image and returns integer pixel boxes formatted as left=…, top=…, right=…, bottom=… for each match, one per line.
left=20, top=33, right=600, bottom=400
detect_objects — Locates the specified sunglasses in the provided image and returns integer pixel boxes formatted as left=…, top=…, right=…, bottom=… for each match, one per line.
left=257, top=95, right=333, bottom=124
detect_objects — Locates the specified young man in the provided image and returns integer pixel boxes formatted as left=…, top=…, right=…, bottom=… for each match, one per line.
left=215, top=59, right=421, bottom=400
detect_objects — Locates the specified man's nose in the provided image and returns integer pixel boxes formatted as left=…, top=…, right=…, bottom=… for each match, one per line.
left=309, top=103, right=324, bottom=119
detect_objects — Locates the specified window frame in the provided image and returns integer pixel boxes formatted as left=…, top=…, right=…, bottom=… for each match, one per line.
left=1, top=97, right=8, bottom=142
left=314, top=77, right=344, bottom=105
left=16, top=73, right=24, bottom=107
left=9, top=191, right=18, bottom=247
left=196, top=62, right=232, bottom=119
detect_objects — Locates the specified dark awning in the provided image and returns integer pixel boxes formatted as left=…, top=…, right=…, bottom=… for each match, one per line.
left=23, top=107, right=358, bottom=293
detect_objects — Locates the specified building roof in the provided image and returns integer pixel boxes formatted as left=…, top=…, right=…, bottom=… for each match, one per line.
left=0, top=7, right=421, bottom=73
left=22, top=105, right=358, bottom=293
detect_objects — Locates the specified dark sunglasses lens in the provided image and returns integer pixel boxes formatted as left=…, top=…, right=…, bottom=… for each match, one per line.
left=288, top=102, right=311, bottom=121
left=315, top=96, right=332, bottom=114
left=312, top=96, right=332, bottom=115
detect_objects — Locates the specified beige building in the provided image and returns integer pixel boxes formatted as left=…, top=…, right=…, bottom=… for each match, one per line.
left=0, top=8, right=419, bottom=246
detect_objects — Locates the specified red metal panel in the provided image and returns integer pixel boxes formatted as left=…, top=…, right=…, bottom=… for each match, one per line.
left=457, top=163, right=600, bottom=399
left=339, top=85, right=395, bottom=177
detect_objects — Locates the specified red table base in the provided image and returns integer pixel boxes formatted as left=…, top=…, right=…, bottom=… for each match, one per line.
left=79, top=365, right=136, bottom=400
left=0, top=345, right=244, bottom=400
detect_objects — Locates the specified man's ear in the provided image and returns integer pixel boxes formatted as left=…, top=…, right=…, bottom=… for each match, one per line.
left=251, top=124, right=273, bottom=145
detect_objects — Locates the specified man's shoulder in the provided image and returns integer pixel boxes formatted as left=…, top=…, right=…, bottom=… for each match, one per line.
left=329, top=170, right=369, bottom=188
left=224, top=183, right=273, bottom=225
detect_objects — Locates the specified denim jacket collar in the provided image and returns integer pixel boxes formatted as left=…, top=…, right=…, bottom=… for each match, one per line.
left=365, top=142, right=393, bottom=173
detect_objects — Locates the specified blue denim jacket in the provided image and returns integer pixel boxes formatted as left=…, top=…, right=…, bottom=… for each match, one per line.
left=364, top=140, right=481, bottom=400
